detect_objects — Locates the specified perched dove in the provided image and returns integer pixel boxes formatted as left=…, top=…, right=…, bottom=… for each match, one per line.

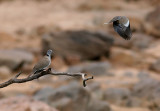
left=29, top=49, right=52, bottom=77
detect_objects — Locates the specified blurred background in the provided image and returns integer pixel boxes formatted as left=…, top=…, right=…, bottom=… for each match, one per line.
left=0, top=0, right=160, bottom=111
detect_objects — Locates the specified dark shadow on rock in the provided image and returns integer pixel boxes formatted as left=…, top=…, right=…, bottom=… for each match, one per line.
left=42, top=30, right=114, bottom=64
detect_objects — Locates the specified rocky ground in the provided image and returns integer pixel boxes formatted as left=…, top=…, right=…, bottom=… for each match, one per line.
left=0, top=0, right=160, bottom=111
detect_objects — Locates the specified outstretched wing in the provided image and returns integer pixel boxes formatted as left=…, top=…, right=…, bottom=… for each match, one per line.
left=104, top=16, right=121, bottom=24
left=113, top=24, right=132, bottom=40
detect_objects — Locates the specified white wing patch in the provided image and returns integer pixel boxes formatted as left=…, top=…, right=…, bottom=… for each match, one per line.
left=124, top=20, right=129, bottom=27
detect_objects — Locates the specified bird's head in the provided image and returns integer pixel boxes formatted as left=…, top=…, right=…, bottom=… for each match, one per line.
left=104, top=16, right=121, bottom=24
left=104, top=16, right=129, bottom=27
left=46, top=49, right=53, bottom=57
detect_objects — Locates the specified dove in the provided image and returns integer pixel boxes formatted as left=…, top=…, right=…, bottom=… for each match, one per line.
left=104, top=16, right=132, bottom=40
left=29, top=49, right=52, bottom=77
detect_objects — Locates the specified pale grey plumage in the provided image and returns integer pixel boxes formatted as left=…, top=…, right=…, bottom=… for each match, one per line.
left=32, top=56, right=51, bottom=74
left=29, top=49, right=52, bottom=77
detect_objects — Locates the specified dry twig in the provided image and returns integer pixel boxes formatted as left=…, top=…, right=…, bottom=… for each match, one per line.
left=0, top=68, right=93, bottom=88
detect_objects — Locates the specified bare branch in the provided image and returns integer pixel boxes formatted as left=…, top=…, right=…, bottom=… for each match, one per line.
left=13, top=71, right=22, bottom=79
left=83, top=76, right=94, bottom=87
left=0, top=68, right=93, bottom=88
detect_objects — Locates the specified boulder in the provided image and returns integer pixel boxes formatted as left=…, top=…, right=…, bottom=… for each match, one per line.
left=34, top=81, right=111, bottom=111
left=0, top=96, right=58, bottom=111
left=145, top=6, right=160, bottom=37
left=150, top=58, right=160, bottom=73
left=126, top=97, right=142, bottom=107
left=132, top=77, right=160, bottom=100
left=87, top=82, right=101, bottom=92
left=0, top=49, right=33, bottom=70
left=87, top=82, right=104, bottom=99
left=110, top=47, right=142, bottom=66
left=34, top=82, right=91, bottom=111
left=103, top=87, right=131, bottom=105
left=67, top=61, right=112, bottom=76
left=132, top=77, right=160, bottom=110
left=137, top=71, right=150, bottom=80
left=144, top=43, right=160, bottom=59
left=42, top=30, right=114, bottom=64
left=87, top=98, right=111, bottom=111
left=114, top=33, right=154, bottom=50
left=34, top=86, right=55, bottom=102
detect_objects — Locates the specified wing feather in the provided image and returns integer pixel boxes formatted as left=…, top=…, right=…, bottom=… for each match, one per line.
left=113, top=23, right=132, bottom=40
left=32, top=56, right=50, bottom=73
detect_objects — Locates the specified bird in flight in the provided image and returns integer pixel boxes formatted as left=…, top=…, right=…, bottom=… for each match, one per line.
left=29, top=49, right=53, bottom=77
left=104, top=16, right=132, bottom=40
